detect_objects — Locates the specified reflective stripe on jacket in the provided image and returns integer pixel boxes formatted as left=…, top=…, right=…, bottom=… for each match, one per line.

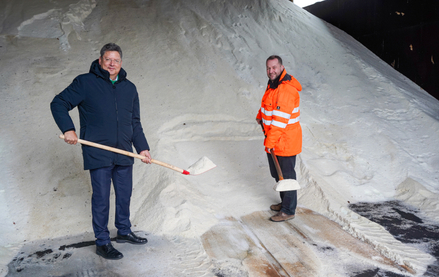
left=256, top=69, right=302, bottom=156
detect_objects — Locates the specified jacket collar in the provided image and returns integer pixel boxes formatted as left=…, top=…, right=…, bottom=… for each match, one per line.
left=268, top=69, right=290, bottom=89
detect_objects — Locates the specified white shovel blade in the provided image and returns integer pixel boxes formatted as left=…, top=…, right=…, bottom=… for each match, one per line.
left=186, top=156, right=216, bottom=175
left=273, top=179, right=301, bottom=191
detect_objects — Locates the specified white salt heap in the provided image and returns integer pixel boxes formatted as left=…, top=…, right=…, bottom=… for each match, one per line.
left=1, top=0, right=438, bottom=276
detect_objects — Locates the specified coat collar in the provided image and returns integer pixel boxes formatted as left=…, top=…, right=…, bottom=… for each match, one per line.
left=268, top=69, right=290, bottom=89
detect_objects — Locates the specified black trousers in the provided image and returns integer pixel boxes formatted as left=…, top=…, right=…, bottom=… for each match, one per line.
left=89, top=164, right=133, bottom=246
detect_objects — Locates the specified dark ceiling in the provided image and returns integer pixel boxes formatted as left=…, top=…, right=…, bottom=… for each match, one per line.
left=305, top=0, right=439, bottom=101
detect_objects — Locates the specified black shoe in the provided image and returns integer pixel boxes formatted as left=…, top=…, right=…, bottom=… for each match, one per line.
left=96, top=243, right=123, bottom=260
left=116, top=232, right=148, bottom=245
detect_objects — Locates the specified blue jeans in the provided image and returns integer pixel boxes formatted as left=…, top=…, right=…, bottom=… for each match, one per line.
left=89, top=165, right=133, bottom=246
left=267, top=153, right=297, bottom=215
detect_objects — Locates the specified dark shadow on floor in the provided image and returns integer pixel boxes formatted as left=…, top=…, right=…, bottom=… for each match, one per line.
left=349, top=200, right=439, bottom=277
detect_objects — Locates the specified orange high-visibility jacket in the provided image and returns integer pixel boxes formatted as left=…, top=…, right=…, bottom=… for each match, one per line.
left=256, top=69, right=302, bottom=157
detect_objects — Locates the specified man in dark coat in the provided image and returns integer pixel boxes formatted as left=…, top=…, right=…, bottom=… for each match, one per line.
left=51, top=43, right=151, bottom=260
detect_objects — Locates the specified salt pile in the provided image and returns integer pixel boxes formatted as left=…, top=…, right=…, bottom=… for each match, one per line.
left=1, top=0, right=438, bottom=275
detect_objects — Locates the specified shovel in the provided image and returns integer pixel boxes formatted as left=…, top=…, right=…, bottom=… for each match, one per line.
left=269, top=149, right=301, bottom=191
left=259, top=122, right=300, bottom=191
left=59, top=135, right=216, bottom=175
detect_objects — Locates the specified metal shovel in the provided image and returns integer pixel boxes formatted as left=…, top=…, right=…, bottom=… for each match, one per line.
left=59, top=135, right=216, bottom=175
left=270, top=149, right=301, bottom=191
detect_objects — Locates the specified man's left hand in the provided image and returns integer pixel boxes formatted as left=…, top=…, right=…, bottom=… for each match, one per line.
left=139, top=150, right=152, bottom=164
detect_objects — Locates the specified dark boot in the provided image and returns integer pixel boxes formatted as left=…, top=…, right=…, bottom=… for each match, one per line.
left=116, top=232, right=148, bottom=245
left=270, top=211, right=295, bottom=222
left=270, top=203, right=282, bottom=212
left=96, top=242, right=123, bottom=260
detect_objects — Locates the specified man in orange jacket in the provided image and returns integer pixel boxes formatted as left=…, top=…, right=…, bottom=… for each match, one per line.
left=256, top=55, right=302, bottom=222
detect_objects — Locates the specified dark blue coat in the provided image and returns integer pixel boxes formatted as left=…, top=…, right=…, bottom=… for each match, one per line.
left=51, top=59, right=150, bottom=170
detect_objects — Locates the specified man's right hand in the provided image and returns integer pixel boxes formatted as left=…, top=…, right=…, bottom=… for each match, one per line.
left=64, top=130, right=78, bottom=145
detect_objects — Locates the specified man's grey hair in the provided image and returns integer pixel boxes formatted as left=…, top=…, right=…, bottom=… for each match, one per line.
left=266, top=55, right=283, bottom=65
left=100, top=43, right=123, bottom=59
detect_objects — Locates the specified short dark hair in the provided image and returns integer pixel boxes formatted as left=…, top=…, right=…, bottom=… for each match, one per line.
left=100, top=43, right=123, bottom=59
left=266, top=55, right=283, bottom=65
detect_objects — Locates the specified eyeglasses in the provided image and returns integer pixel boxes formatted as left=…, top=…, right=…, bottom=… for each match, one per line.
left=103, top=58, right=121, bottom=64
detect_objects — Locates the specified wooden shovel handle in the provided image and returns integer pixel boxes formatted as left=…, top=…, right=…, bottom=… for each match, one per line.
left=270, top=149, right=284, bottom=181
left=59, top=134, right=189, bottom=175
left=260, top=123, right=284, bottom=181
